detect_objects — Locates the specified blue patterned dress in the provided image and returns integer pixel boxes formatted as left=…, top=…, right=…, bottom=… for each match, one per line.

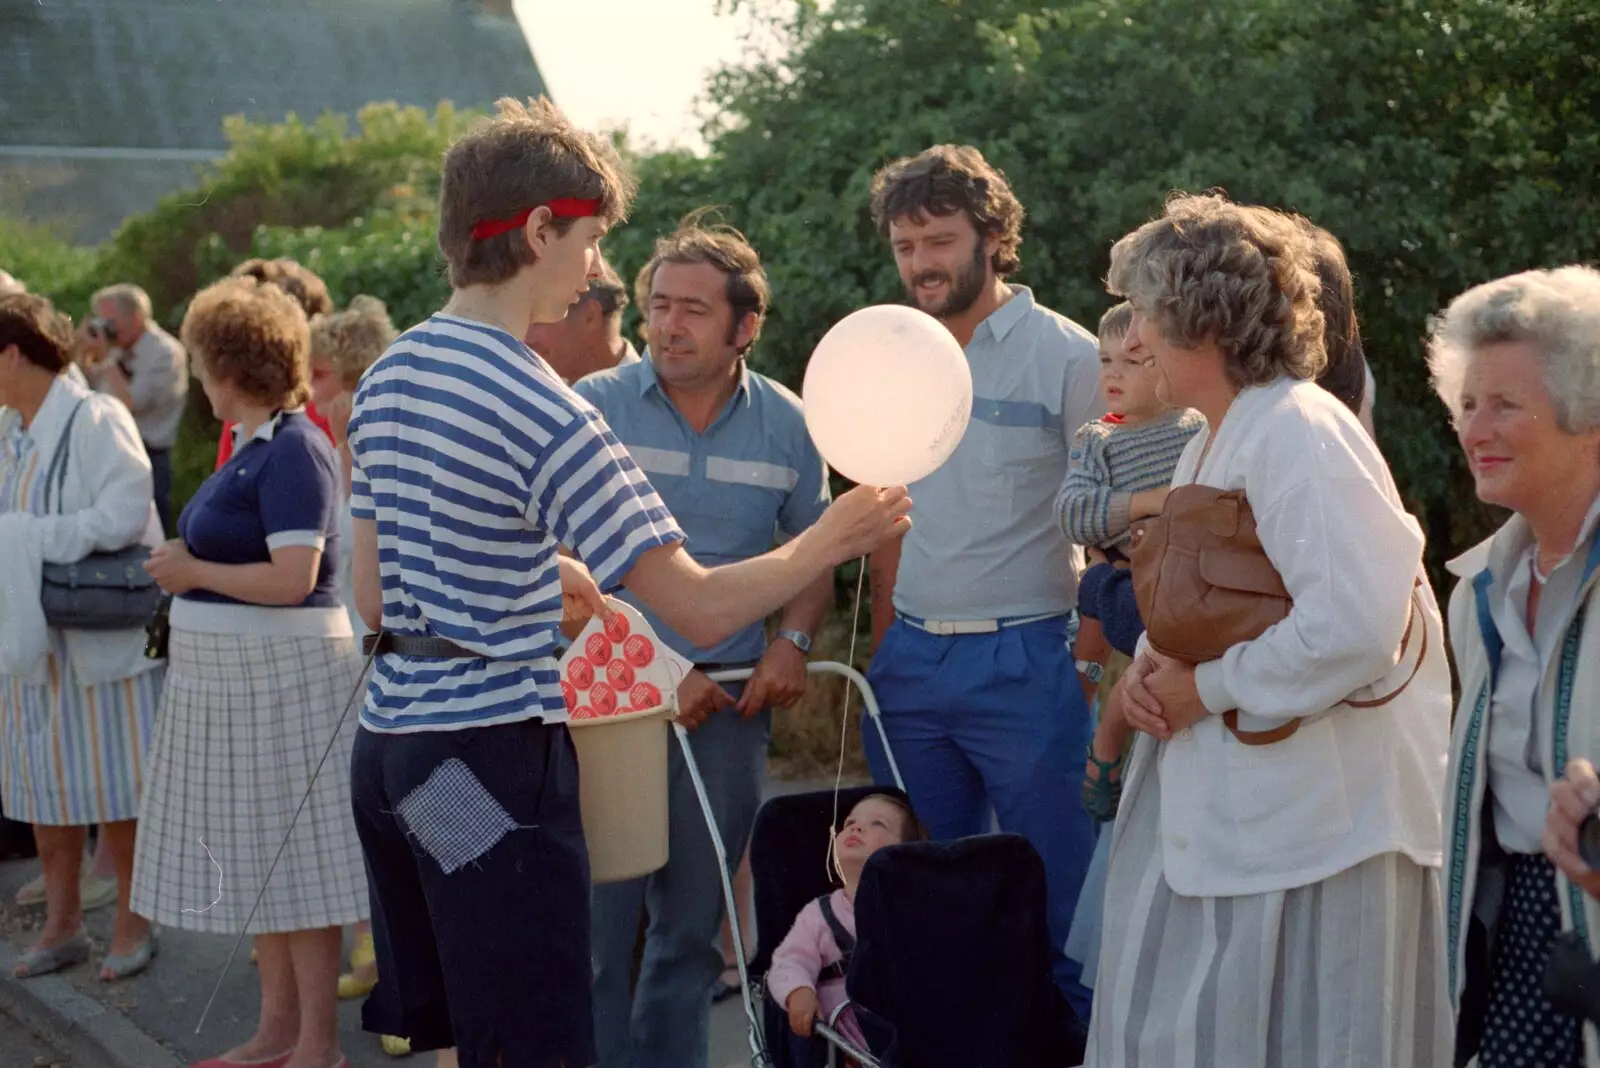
left=0, top=417, right=163, bottom=826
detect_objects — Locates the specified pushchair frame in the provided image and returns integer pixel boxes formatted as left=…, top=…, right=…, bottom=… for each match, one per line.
left=671, top=660, right=904, bottom=1068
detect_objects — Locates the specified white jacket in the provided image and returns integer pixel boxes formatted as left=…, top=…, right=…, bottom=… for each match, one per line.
left=1145, top=376, right=1452, bottom=897
left=1444, top=520, right=1600, bottom=1066
left=0, top=375, right=162, bottom=687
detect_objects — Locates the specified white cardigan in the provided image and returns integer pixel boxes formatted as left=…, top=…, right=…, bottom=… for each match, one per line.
left=1143, top=376, right=1452, bottom=897
left=1444, top=521, right=1600, bottom=1066
left=0, top=375, right=162, bottom=687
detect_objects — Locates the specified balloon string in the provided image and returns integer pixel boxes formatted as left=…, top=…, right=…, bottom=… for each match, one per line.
left=828, top=555, right=868, bottom=886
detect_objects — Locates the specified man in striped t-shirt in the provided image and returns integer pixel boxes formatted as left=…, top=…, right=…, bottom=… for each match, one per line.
left=345, top=98, right=910, bottom=1068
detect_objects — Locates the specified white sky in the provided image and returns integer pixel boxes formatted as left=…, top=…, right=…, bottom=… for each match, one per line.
left=513, top=0, right=755, bottom=153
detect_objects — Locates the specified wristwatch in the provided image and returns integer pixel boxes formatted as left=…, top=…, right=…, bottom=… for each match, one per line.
left=775, top=629, right=813, bottom=655
left=1076, top=659, right=1104, bottom=684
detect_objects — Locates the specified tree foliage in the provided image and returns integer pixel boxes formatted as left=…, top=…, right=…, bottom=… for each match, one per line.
left=606, top=0, right=1598, bottom=577
left=4, top=1, right=1596, bottom=575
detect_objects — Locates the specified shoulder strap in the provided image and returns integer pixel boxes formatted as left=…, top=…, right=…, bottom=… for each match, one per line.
left=41, top=398, right=88, bottom=515
left=815, top=892, right=855, bottom=957
left=1343, top=584, right=1429, bottom=709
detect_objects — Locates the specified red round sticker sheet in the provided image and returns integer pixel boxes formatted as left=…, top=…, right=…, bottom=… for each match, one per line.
left=561, top=621, right=666, bottom=719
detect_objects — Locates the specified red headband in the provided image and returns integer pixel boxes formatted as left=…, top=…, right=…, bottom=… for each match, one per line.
left=469, top=197, right=602, bottom=241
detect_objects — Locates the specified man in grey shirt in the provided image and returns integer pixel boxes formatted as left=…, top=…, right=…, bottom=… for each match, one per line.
left=80, top=283, right=187, bottom=533
left=864, top=145, right=1104, bottom=1022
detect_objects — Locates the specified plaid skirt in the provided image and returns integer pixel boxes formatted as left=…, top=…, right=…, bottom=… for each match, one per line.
left=130, top=629, right=369, bottom=934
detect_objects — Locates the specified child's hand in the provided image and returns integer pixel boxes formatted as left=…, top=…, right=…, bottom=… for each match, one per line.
left=1130, top=485, right=1171, bottom=520
left=787, top=987, right=820, bottom=1038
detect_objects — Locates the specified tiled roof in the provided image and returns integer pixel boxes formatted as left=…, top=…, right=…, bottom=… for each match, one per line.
left=0, top=0, right=546, bottom=150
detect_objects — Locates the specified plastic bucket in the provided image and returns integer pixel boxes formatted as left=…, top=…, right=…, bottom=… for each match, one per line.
left=567, top=703, right=673, bottom=884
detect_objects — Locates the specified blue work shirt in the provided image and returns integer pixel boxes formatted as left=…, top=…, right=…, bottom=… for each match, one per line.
left=576, top=357, right=832, bottom=665
left=894, top=286, right=1103, bottom=621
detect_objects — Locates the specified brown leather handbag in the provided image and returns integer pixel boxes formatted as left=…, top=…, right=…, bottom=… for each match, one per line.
left=1128, top=484, right=1427, bottom=745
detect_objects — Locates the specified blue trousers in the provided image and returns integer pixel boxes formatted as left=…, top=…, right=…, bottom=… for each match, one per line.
left=591, top=684, right=769, bottom=1068
left=863, top=618, right=1096, bottom=1022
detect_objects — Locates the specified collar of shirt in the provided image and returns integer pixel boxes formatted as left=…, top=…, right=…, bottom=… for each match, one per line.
left=1483, top=490, right=1600, bottom=590
left=635, top=356, right=752, bottom=424
left=230, top=407, right=307, bottom=448
left=17, top=372, right=91, bottom=453
left=970, top=284, right=1036, bottom=347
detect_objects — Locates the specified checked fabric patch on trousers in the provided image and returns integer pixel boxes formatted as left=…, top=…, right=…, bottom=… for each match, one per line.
left=396, top=758, right=527, bottom=874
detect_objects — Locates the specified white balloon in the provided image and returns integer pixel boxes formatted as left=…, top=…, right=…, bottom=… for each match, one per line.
left=802, top=305, right=973, bottom=486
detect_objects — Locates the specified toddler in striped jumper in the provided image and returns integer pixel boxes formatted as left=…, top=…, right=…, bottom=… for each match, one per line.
left=1054, top=302, right=1205, bottom=705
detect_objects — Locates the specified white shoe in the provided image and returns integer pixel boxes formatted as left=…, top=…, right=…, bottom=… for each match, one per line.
left=14, top=868, right=118, bottom=912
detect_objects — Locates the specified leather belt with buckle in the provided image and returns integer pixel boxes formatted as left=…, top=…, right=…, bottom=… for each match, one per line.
left=363, top=632, right=479, bottom=659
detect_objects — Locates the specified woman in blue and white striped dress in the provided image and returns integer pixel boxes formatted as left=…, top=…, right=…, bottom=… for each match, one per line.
left=0, top=292, right=164, bottom=981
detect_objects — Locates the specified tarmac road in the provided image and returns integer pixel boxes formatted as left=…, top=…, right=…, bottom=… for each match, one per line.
left=0, top=774, right=857, bottom=1068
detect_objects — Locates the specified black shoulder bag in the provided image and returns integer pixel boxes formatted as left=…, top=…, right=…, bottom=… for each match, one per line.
left=38, top=399, right=165, bottom=631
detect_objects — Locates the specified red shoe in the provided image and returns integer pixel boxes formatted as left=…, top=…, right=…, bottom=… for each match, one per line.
left=188, top=1052, right=293, bottom=1068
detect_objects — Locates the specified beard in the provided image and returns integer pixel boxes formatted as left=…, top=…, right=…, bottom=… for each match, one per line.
left=902, top=241, right=989, bottom=320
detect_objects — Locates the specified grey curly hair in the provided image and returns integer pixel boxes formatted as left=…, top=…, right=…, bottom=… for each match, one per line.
left=1427, top=266, right=1600, bottom=434
left=310, top=295, right=397, bottom=389
left=1106, top=194, right=1327, bottom=387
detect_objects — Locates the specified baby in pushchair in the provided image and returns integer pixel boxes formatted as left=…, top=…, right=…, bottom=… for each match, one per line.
left=766, top=792, right=927, bottom=1062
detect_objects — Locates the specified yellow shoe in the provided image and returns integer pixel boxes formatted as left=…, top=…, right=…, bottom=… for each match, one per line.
left=337, top=969, right=379, bottom=999
left=380, top=1034, right=412, bottom=1057
left=337, top=930, right=378, bottom=1000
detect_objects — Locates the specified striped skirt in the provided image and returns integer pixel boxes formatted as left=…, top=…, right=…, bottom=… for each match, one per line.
left=1085, top=736, right=1453, bottom=1068
left=130, top=630, right=369, bottom=934
left=0, top=630, right=162, bottom=826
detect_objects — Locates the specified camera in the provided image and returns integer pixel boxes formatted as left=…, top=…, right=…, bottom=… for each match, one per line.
left=1545, top=815, right=1600, bottom=1024
left=85, top=316, right=116, bottom=342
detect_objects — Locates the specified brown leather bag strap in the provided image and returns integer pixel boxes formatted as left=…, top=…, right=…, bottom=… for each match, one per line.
left=1221, top=582, right=1429, bottom=744
left=1222, top=710, right=1303, bottom=746
left=1342, top=586, right=1428, bottom=709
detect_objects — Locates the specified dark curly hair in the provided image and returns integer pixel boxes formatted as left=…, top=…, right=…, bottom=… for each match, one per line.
left=0, top=292, right=74, bottom=374
left=182, top=276, right=311, bottom=409
left=229, top=257, right=334, bottom=319
left=1107, top=193, right=1326, bottom=388
left=1298, top=221, right=1367, bottom=417
left=869, top=145, right=1026, bottom=277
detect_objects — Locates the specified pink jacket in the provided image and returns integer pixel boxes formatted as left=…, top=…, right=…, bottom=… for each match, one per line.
left=767, top=888, right=858, bottom=1035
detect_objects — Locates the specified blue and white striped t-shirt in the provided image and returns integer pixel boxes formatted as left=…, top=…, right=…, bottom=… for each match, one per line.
left=347, top=313, right=685, bottom=733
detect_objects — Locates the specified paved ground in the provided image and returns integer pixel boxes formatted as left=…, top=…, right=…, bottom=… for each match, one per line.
left=0, top=1002, right=71, bottom=1067
left=0, top=773, right=861, bottom=1068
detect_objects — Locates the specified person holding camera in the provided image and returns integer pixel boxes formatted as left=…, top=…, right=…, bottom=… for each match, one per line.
left=1432, top=265, right=1600, bottom=1068
left=78, top=284, right=187, bottom=536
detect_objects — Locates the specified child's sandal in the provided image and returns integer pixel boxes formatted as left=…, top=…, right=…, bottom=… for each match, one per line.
left=1082, top=747, right=1125, bottom=822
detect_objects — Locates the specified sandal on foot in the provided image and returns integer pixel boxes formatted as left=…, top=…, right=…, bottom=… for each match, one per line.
left=80, top=873, right=118, bottom=912
left=100, top=934, right=158, bottom=981
left=379, top=1035, right=412, bottom=1057
left=14, top=866, right=115, bottom=909
left=13, top=929, right=90, bottom=978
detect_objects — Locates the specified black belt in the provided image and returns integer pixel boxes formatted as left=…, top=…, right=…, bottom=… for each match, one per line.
left=363, top=632, right=478, bottom=659
left=693, top=660, right=760, bottom=674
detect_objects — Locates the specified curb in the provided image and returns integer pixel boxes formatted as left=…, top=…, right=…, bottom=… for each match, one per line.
left=0, top=942, right=182, bottom=1068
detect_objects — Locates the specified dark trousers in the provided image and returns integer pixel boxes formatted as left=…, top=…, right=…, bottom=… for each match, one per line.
left=147, top=446, right=172, bottom=536
left=351, top=719, right=595, bottom=1068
